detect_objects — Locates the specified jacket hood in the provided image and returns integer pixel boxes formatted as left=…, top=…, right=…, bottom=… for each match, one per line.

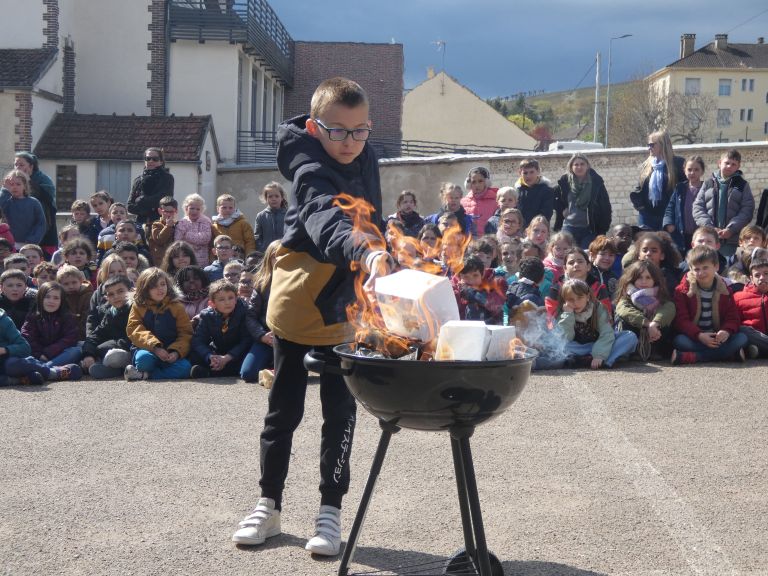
left=277, top=114, right=375, bottom=182
left=514, top=176, right=552, bottom=191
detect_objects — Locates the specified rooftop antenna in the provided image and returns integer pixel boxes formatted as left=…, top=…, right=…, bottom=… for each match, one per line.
left=432, top=40, right=446, bottom=94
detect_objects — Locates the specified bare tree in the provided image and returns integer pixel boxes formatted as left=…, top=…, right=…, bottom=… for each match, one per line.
left=666, top=91, right=717, bottom=144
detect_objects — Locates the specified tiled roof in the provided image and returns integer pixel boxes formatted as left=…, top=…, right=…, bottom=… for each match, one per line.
left=0, top=48, right=57, bottom=88
left=669, top=42, right=768, bottom=69
left=34, top=113, right=218, bottom=162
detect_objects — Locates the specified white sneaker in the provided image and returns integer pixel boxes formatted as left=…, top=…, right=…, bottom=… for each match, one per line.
left=305, top=505, right=341, bottom=556
left=232, top=497, right=281, bottom=545
left=124, top=365, right=147, bottom=381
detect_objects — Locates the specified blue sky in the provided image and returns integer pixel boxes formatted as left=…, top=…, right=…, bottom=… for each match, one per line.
left=270, top=1, right=768, bottom=98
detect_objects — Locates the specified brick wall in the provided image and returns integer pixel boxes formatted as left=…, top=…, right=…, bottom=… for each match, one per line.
left=42, top=0, right=59, bottom=50
left=63, top=37, right=75, bottom=114
left=14, top=93, right=33, bottom=151
left=218, top=141, right=768, bottom=227
left=284, top=42, right=403, bottom=146
left=147, top=0, right=167, bottom=116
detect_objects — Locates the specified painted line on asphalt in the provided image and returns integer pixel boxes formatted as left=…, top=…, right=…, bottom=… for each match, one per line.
left=564, top=374, right=737, bottom=576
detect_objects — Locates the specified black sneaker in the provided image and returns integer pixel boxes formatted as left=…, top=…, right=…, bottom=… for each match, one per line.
left=8, top=372, right=45, bottom=386
left=190, top=365, right=210, bottom=379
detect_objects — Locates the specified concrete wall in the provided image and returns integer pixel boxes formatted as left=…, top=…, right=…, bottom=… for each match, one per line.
left=0, top=93, right=18, bottom=162
left=0, top=0, right=44, bottom=48
left=65, top=0, right=151, bottom=114
left=217, top=141, right=768, bottom=228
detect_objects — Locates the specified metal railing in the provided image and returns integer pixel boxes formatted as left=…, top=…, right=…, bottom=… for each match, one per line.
left=168, top=0, right=294, bottom=85
left=236, top=131, right=531, bottom=165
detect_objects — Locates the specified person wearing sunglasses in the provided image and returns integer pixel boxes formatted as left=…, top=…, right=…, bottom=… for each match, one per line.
left=127, top=147, right=175, bottom=227
left=629, top=130, right=685, bottom=231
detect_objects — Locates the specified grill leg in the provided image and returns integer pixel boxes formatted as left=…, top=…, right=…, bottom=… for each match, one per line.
left=338, top=420, right=399, bottom=576
left=451, top=431, right=494, bottom=576
left=450, top=436, right=476, bottom=558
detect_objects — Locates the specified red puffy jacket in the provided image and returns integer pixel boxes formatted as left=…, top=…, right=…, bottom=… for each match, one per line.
left=734, top=283, right=768, bottom=333
left=673, top=273, right=741, bottom=339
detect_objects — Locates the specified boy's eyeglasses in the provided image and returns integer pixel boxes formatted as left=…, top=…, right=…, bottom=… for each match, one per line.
left=145, top=156, right=161, bottom=162
left=313, top=118, right=372, bottom=142
left=215, top=245, right=233, bottom=250
left=647, top=142, right=657, bottom=148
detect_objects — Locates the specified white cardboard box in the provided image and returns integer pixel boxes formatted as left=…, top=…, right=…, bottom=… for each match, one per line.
left=435, top=320, right=490, bottom=361
left=485, top=325, right=517, bottom=361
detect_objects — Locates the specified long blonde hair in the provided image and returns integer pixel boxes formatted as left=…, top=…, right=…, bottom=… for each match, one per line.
left=640, top=130, right=678, bottom=191
left=253, top=240, right=280, bottom=293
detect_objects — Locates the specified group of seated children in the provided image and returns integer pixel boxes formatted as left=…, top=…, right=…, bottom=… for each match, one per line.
left=0, top=182, right=284, bottom=386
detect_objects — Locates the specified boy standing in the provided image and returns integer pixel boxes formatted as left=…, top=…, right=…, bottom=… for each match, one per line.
left=671, top=245, right=748, bottom=364
left=148, top=196, right=177, bottom=265
left=514, top=158, right=555, bottom=227
left=211, top=194, right=256, bottom=256
left=232, top=78, right=392, bottom=556
left=692, top=149, right=754, bottom=257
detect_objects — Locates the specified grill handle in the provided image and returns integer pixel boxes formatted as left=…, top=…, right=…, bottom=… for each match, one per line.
left=303, top=351, right=352, bottom=376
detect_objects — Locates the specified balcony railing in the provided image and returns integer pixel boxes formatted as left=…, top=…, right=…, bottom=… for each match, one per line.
left=168, top=0, right=294, bottom=86
left=236, top=131, right=531, bottom=165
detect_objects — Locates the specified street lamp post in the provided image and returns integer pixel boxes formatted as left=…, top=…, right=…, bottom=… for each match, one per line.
left=604, top=34, right=632, bottom=148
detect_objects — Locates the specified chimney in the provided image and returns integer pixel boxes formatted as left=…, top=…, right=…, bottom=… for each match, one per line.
left=680, top=33, right=696, bottom=58
left=427, top=66, right=435, bottom=79
left=758, top=37, right=765, bottom=45
left=715, top=34, right=728, bottom=50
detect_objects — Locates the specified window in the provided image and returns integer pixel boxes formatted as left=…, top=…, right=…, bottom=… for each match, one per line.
left=742, top=79, right=747, bottom=91
left=685, top=77, right=701, bottom=95
left=719, top=79, right=731, bottom=96
left=740, top=109, right=745, bottom=121
left=764, top=122, right=768, bottom=135
left=747, top=109, right=754, bottom=122
left=749, top=79, right=755, bottom=91
left=55, top=165, right=76, bottom=212
left=717, top=109, right=731, bottom=127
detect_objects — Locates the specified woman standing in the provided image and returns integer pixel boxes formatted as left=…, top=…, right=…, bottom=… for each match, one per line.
left=554, top=154, right=612, bottom=248
left=127, top=147, right=174, bottom=226
left=630, top=130, right=685, bottom=231
left=14, top=152, right=58, bottom=257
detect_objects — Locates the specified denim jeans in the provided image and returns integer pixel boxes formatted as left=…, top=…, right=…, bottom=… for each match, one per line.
left=133, top=349, right=191, bottom=380
left=739, top=326, right=768, bottom=356
left=240, top=341, right=274, bottom=382
left=566, top=330, right=638, bottom=367
left=672, top=332, right=748, bottom=362
left=5, top=346, right=82, bottom=378
left=561, top=224, right=595, bottom=250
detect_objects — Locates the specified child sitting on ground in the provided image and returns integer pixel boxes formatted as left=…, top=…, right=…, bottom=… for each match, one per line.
left=160, top=241, right=198, bottom=277
left=52, top=225, right=82, bottom=266
left=32, top=262, right=57, bottom=287
left=734, top=257, right=768, bottom=359
left=223, top=260, right=244, bottom=285
left=85, top=254, right=128, bottom=337
left=253, top=182, right=288, bottom=253
left=212, top=194, right=256, bottom=256
left=241, top=240, right=279, bottom=382
left=506, top=257, right=545, bottom=313
left=494, top=239, right=522, bottom=284
left=546, top=248, right=611, bottom=320
left=614, top=260, right=676, bottom=360
left=56, top=265, right=94, bottom=340
left=543, top=231, right=574, bottom=284
left=19, top=244, right=44, bottom=271
left=204, top=235, right=235, bottom=282
left=149, top=196, right=178, bottom=266
left=174, top=193, right=212, bottom=266
left=525, top=215, right=550, bottom=252
left=3, top=254, right=35, bottom=287
left=671, top=245, right=748, bottom=364
left=61, top=238, right=98, bottom=288
left=451, top=255, right=506, bottom=324
left=558, top=279, right=637, bottom=369
left=6, top=281, right=83, bottom=381
left=0, top=305, right=41, bottom=386
left=623, top=231, right=682, bottom=297
left=0, top=269, right=37, bottom=330
left=80, top=275, right=133, bottom=379
left=588, top=235, right=619, bottom=301
left=175, top=265, right=211, bottom=320
left=484, top=186, right=518, bottom=235
left=726, top=225, right=766, bottom=289
left=125, top=268, right=193, bottom=381
left=189, top=279, right=252, bottom=378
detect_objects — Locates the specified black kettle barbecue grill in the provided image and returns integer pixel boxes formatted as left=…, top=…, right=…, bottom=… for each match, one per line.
left=305, top=343, right=536, bottom=576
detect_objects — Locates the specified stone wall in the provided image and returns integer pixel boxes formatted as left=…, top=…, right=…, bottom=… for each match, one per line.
left=217, top=141, right=768, bottom=226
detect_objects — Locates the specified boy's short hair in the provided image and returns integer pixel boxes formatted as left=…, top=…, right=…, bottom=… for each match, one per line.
left=116, top=220, right=139, bottom=233
left=209, top=278, right=238, bottom=300
left=739, top=225, right=766, bottom=243
left=750, top=259, right=768, bottom=274
left=310, top=77, right=368, bottom=119
left=113, top=241, right=139, bottom=255
left=20, top=244, right=44, bottom=258
left=471, top=238, right=495, bottom=256
left=158, top=195, right=178, bottom=209
left=33, top=262, right=57, bottom=278
left=496, top=186, right=518, bottom=202
left=103, top=274, right=132, bottom=292
left=223, top=261, right=244, bottom=274
left=62, top=238, right=94, bottom=259
left=518, top=257, right=545, bottom=284
left=686, top=245, right=719, bottom=267
left=4, top=254, right=29, bottom=269
left=460, top=255, right=485, bottom=275
left=0, top=269, right=27, bottom=285
left=216, top=194, right=236, bottom=206
left=692, top=225, right=719, bottom=244
left=588, top=235, right=617, bottom=256
left=71, top=200, right=90, bottom=213
left=109, top=202, right=127, bottom=213
left=213, top=234, right=233, bottom=246
left=519, top=158, right=540, bottom=171
left=722, top=148, right=741, bottom=163
left=56, top=264, right=85, bottom=282
left=519, top=239, right=545, bottom=260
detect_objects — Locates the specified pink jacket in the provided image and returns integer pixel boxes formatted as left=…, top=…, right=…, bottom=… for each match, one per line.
left=460, top=187, right=498, bottom=235
left=174, top=215, right=212, bottom=266
left=0, top=223, right=14, bottom=245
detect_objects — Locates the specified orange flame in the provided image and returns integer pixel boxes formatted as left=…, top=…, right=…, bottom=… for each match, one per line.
left=441, top=223, right=472, bottom=275
left=508, top=337, right=529, bottom=359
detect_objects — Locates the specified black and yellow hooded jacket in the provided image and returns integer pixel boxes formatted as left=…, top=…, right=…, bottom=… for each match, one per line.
left=267, top=114, right=383, bottom=346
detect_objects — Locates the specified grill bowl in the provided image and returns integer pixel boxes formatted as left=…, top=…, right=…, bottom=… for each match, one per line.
left=332, top=343, right=535, bottom=431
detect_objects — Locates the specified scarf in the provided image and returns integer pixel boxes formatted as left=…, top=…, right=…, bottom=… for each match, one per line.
left=627, top=284, right=660, bottom=316
left=568, top=173, right=592, bottom=209
left=182, top=288, right=209, bottom=303
left=714, top=170, right=730, bottom=228
left=398, top=210, right=422, bottom=228
left=212, top=209, right=243, bottom=227
left=649, top=158, right=666, bottom=207
left=573, top=301, right=595, bottom=323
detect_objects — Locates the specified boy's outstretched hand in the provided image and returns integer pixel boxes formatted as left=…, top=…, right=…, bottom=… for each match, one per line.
left=363, top=251, right=394, bottom=304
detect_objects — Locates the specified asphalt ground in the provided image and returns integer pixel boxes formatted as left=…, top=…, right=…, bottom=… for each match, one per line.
left=1, top=360, right=767, bottom=576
